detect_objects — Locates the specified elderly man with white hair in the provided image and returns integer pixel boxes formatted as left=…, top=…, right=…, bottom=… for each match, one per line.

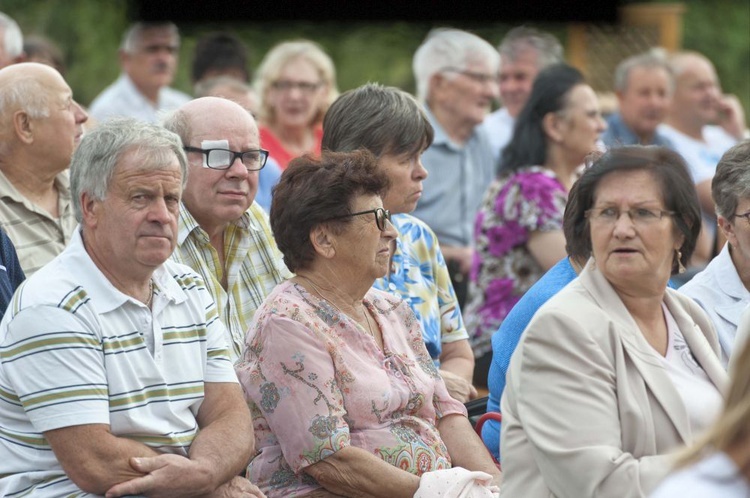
left=410, top=28, right=499, bottom=310
left=0, top=12, right=23, bottom=68
left=89, top=21, right=190, bottom=123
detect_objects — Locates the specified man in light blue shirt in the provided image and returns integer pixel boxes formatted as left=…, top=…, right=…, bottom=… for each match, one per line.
left=411, top=29, right=499, bottom=308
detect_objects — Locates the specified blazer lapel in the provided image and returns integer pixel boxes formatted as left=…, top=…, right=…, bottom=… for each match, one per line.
left=579, top=261, right=692, bottom=443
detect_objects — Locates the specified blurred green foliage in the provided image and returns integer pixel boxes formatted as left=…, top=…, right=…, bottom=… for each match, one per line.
left=2, top=0, right=747, bottom=114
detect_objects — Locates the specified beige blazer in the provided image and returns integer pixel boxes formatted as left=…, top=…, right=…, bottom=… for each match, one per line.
left=499, top=261, right=728, bottom=498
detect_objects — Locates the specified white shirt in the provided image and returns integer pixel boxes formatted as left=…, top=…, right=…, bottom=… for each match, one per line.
left=483, top=107, right=515, bottom=164
left=658, top=124, right=737, bottom=184
left=659, top=304, right=723, bottom=434
left=650, top=452, right=750, bottom=497
left=679, top=243, right=750, bottom=366
left=0, top=227, right=237, bottom=497
left=89, top=73, right=191, bottom=123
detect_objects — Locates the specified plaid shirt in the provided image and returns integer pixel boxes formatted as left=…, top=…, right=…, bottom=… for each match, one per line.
left=173, top=202, right=291, bottom=362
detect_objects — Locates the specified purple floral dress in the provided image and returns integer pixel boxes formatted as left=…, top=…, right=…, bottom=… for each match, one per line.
left=236, top=280, right=467, bottom=497
left=465, top=166, right=567, bottom=357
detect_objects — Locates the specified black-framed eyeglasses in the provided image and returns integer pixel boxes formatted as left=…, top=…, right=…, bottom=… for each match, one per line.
left=184, top=146, right=268, bottom=171
left=733, top=211, right=750, bottom=225
left=329, top=208, right=392, bottom=231
left=440, top=67, right=498, bottom=85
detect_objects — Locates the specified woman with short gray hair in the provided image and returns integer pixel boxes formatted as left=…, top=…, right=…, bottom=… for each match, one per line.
left=680, top=139, right=750, bottom=365
left=322, top=83, right=477, bottom=403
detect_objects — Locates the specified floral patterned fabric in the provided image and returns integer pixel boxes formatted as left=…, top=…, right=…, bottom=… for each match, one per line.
left=236, top=280, right=467, bottom=498
left=465, top=166, right=567, bottom=357
left=374, top=213, right=468, bottom=363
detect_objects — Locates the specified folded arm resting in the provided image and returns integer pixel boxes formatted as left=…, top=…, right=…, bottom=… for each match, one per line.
left=513, top=310, right=671, bottom=496
left=304, top=446, right=420, bottom=498
left=44, top=424, right=160, bottom=495
left=439, top=339, right=477, bottom=402
left=103, top=382, right=255, bottom=498
left=438, top=413, right=502, bottom=487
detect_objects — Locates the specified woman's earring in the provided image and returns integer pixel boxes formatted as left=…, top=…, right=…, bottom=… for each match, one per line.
left=676, top=249, right=686, bottom=274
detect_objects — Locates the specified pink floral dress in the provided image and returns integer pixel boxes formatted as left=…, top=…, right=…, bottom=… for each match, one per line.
left=236, top=280, right=467, bottom=497
left=465, top=166, right=568, bottom=358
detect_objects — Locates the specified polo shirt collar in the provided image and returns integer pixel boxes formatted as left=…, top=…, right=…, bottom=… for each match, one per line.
left=70, top=227, right=187, bottom=313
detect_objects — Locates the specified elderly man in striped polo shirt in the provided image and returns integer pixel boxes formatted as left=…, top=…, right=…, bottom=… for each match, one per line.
left=0, top=119, right=264, bottom=497
left=164, top=97, right=290, bottom=363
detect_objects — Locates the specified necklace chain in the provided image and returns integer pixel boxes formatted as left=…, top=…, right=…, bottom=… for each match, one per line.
left=146, top=280, right=154, bottom=308
left=299, top=276, right=374, bottom=337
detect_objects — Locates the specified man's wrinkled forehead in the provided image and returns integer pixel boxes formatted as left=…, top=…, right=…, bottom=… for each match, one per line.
left=135, top=29, right=179, bottom=53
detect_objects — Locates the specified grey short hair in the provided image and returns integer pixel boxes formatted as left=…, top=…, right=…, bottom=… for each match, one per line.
left=712, top=139, right=750, bottom=219
left=0, top=12, right=23, bottom=60
left=613, top=50, right=674, bottom=93
left=120, top=22, right=179, bottom=54
left=0, top=76, right=50, bottom=120
left=413, top=28, right=499, bottom=103
left=161, top=108, right=191, bottom=146
left=498, top=26, right=563, bottom=69
left=322, top=83, right=434, bottom=158
left=70, top=118, right=188, bottom=222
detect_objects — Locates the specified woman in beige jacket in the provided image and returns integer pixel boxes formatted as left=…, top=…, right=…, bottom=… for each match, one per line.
left=500, top=147, right=728, bottom=497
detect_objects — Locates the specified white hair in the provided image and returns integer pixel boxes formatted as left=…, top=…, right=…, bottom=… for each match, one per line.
left=412, top=28, right=499, bottom=103
left=120, top=21, right=179, bottom=54
left=0, top=12, right=23, bottom=60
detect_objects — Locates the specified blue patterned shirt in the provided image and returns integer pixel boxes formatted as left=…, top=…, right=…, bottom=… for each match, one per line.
left=373, top=214, right=468, bottom=362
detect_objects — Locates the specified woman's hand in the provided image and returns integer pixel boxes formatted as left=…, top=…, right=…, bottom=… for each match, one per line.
left=439, top=369, right=478, bottom=402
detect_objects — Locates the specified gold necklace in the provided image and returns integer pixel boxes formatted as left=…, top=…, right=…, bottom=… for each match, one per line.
left=299, top=276, right=373, bottom=337
left=146, top=280, right=154, bottom=308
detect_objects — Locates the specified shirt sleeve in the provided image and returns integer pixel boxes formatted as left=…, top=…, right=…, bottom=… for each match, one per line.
left=395, top=299, right=467, bottom=419
left=432, top=235, right=469, bottom=345
left=237, top=314, right=350, bottom=472
left=0, top=305, right=110, bottom=433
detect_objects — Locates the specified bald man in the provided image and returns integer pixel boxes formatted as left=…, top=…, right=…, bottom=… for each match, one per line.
left=660, top=52, right=746, bottom=218
left=163, top=97, right=290, bottom=362
left=0, top=62, right=88, bottom=275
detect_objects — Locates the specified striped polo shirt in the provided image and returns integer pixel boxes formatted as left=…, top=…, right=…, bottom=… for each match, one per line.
left=0, top=228, right=237, bottom=497
left=0, top=170, right=77, bottom=276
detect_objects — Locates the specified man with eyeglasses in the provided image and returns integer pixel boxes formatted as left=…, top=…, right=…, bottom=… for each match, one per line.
left=411, top=28, right=499, bottom=310
left=89, top=21, right=190, bottom=124
left=164, top=96, right=290, bottom=362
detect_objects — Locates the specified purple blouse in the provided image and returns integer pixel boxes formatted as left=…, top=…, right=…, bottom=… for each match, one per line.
left=465, top=166, right=567, bottom=357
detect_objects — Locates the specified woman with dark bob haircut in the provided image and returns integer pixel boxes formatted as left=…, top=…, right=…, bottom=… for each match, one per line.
left=499, top=146, right=728, bottom=497
left=236, top=150, right=501, bottom=498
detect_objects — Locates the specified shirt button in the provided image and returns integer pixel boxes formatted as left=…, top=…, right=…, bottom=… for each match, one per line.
left=389, top=283, right=397, bottom=291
